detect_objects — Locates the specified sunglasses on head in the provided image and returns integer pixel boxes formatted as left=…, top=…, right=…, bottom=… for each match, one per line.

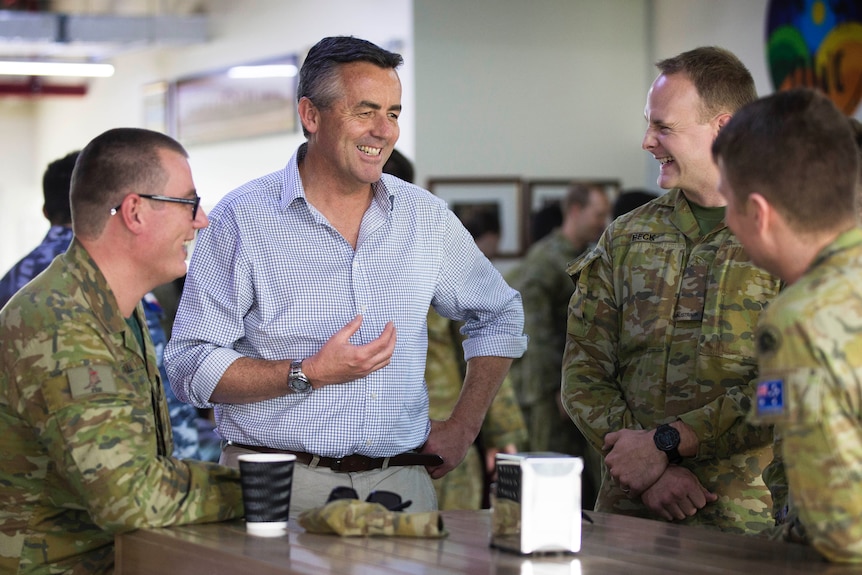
left=326, top=486, right=412, bottom=512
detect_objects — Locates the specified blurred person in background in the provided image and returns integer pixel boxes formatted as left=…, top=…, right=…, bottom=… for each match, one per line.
left=506, top=182, right=610, bottom=509
left=387, top=149, right=528, bottom=510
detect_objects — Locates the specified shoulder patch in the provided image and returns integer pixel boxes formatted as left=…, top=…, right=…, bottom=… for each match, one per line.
left=67, top=365, right=117, bottom=398
left=565, top=245, right=601, bottom=278
left=756, top=325, right=781, bottom=356
left=756, top=379, right=784, bottom=416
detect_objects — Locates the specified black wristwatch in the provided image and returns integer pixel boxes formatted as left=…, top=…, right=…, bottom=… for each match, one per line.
left=287, top=360, right=312, bottom=393
left=653, top=423, right=682, bottom=464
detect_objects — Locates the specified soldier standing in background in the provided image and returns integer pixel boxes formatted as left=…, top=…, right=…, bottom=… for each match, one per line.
left=384, top=149, right=527, bottom=510
left=506, top=183, right=610, bottom=509
left=713, top=88, right=862, bottom=561
left=0, top=128, right=243, bottom=574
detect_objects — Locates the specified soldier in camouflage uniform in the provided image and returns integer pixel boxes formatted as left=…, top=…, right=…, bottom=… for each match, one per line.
left=714, top=89, right=862, bottom=561
left=505, top=183, right=610, bottom=510
left=562, top=47, right=781, bottom=534
left=425, top=308, right=527, bottom=509
left=0, top=128, right=243, bottom=574
left=0, top=150, right=214, bottom=462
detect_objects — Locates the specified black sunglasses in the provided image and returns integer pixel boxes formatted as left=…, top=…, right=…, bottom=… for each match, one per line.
left=326, top=486, right=412, bottom=512
left=110, top=193, right=201, bottom=220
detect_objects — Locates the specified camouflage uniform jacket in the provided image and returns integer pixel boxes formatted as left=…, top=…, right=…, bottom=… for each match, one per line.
left=0, top=240, right=242, bottom=575
left=506, top=229, right=584, bottom=406
left=562, top=189, right=781, bottom=534
left=750, top=228, right=862, bottom=562
left=0, top=224, right=207, bottom=462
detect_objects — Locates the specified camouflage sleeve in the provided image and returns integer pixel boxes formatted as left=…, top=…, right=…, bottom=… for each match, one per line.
left=425, top=309, right=465, bottom=422
left=761, top=433, right=788, bottom=522
left=676, top=384, right=773, bottom=462
left=561, top=241, right=638, bottom=451
left=509, top=251, right=570, bottom=405
left=31, top=322, right=243, bottom=532
left=752, top=319, right=862, bottom=561
left=482, top=374, right=527, bottom=449
left=770, top=366, right=862, bottom=561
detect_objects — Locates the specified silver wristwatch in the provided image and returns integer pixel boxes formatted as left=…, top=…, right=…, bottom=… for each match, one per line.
left=288, top=360, right=312, bottom=393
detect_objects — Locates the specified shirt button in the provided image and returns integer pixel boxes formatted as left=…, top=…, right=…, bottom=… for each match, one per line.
left=371, top=392, right=377, bottom=400
left=365, top=440, right=372, bottom=446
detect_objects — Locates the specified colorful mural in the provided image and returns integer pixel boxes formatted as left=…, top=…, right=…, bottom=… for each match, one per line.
left=766, top=0, right=862, bottom=114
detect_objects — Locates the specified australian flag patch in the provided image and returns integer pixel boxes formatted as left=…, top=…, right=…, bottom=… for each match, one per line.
left=756, top=379, right=784, bottom=416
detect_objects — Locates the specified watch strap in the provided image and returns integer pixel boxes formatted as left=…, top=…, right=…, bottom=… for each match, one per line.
left=288, top=360, right=311, bottom=393
left=654, top=423, right=683, bottom=464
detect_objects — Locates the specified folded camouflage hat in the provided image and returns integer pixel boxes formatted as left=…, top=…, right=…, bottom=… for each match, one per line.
left=298, top=499, right=448, bottom=538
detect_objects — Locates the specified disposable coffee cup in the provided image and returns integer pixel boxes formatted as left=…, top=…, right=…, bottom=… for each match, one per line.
left=238, top=453, right=296, bottom=537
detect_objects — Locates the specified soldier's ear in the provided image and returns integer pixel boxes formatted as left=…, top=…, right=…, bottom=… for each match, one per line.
left=112, top=194, right=146, bottom=236
left=747, top=193, right=771, bottom=235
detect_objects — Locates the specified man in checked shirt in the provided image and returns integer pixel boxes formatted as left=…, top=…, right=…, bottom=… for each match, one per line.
left=165, top=36, right=527, bottom=515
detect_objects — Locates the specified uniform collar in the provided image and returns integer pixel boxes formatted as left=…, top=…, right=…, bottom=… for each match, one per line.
left=809, top=227, right=862, bottom=271
left=62, top=239, right=128, bottom=338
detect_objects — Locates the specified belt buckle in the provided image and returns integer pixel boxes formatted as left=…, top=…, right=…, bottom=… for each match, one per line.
left=330, top=457, right=345, bottom=472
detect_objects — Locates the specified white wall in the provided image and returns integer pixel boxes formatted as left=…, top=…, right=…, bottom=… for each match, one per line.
left=412, top=0, right=806, bottom=193
left=413, top=0, right=652, bottom=191
left=0, top=99, right=38, bottom=273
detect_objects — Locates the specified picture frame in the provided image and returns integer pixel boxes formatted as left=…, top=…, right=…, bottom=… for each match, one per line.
left=427, top=177, right=525, bottom=258
left=142, top=80, right=173, bottom=136
left=523, top=178, right=621, bottom=246
left=174, top=54, right=299, bottom=146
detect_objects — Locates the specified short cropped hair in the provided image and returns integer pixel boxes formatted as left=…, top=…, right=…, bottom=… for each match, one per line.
left=298, top=36, right=403, bottom=137
left=657, top=47, right=756, bottom=121
left=42, top=151, right=80, bottom=226
left=712, top=88, right=858, bottom=233
left=562, top=183, right=603, bottom=212
left=71, top=128, right=188, bottom=239
left=461, top=208, right=501, bottom=241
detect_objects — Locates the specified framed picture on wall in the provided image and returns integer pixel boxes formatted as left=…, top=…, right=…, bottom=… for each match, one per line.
left=142, top=80, right=173, bottom=136
left=175, top=54, right=299, bottom=146
left=523, top=178, right=622, bottom=246
left=427, top=177, right=524, bottom=258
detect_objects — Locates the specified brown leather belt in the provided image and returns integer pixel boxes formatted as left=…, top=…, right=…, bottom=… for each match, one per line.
left=229, top=442, right=444, bottom=473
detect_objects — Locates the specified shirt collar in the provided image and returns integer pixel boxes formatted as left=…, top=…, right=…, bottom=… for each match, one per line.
left=281, top=142, right=396, bottom=216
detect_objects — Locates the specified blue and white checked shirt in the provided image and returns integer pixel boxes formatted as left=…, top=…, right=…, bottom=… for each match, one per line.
left=165, top=146, right=527, bottom=458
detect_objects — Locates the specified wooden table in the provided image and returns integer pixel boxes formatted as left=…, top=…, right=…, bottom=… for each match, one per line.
left=115, top=510, right=862, bottom=574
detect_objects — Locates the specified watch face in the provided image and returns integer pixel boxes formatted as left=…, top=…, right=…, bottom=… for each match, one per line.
left=654, top=426, right=680, bottom=451
left=290, top=376, right=311, bottom=393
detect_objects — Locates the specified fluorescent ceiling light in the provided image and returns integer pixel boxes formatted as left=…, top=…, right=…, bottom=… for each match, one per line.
left=0, top=61, right=115, bottom=78
left=227, top=64, right=297, bottom=79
